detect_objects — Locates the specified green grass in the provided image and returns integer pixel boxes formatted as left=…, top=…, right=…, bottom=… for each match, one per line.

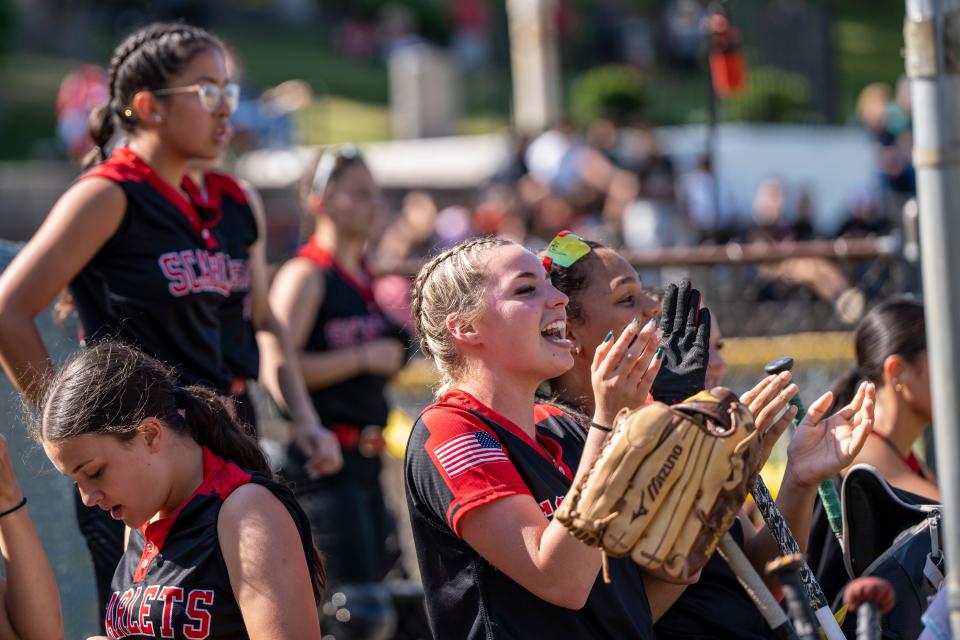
left=833, top=17, right=905, bottom=118
left=226, top=29, right=389, bottom=104
left=297, top=95, right=508, bottom=146
left=298, top=96, right=391, bottom=145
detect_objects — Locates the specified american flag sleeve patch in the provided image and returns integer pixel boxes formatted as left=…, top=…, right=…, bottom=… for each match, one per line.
left=434, top=431, right=510, bottom=478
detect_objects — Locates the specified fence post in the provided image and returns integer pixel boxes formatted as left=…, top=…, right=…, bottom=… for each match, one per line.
left=506, top=0, right=561, bottom=134
left=903, top=0, right=960, bottom=636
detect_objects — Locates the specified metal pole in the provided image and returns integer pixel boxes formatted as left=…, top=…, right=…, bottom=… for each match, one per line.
left=903, top=0, right=960, bottom=637
left=705, top=2, right=723, bottom=239
left=506, top=0, right=561, bottom=135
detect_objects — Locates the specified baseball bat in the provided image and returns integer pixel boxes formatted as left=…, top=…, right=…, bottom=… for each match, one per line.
left=765, top=356, right=843, bottom=542
left=742, top=358, right=844, bottom=640
left=718, top=534, right=800, bottom=640
left=766, top=554, right=820, bottom=640
left=843, top=576, right=896, bottom=640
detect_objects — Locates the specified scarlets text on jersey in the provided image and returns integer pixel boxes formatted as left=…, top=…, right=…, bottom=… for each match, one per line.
left=105, top=586, right=213, bottom=639
left=158, top=249, right=250, bottom=298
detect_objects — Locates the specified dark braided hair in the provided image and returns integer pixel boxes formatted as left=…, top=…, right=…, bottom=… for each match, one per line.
left=32, top=341, right=325, bottom=599
left=829, top=296, right=926, bottom=412
left=82, top=22, right=223, bottom=169
left=543, top=239, right=603, bottom=323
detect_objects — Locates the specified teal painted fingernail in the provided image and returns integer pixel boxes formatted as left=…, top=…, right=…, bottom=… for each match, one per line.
left=630, top=317, right=640, bottom=327
left=655, top=346, right=665, bottom=359
left=603, top=331, right=614, bottom=343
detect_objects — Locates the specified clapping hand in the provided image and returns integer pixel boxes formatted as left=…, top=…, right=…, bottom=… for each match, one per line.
left=785, top=381, right=876, bottom=488
left=591, top=317, right=662, bottom=426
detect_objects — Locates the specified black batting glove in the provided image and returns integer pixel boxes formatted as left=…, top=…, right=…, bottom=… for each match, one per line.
left=650, top=278, right=712, bottom=405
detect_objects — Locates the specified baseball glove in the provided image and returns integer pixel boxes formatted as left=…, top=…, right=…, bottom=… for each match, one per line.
left=556, top=388, right=763, bottom=581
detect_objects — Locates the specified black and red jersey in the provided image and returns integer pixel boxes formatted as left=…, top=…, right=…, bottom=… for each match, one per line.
left=183, top=172, right=259, bottom=381
left=105, top=448, right=316, bottom=639
left=297, top=238, right=403, bottom=428
left=404, top=390, right=655, bottom=639
left=71, top=148, right=232, bottom=392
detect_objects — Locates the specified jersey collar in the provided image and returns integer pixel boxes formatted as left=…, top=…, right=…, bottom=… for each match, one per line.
left=132, top=448, right=250, bottom=582
left=442, top=390, right=571, bottom=476
left=108, top=148, right=221, bottom=249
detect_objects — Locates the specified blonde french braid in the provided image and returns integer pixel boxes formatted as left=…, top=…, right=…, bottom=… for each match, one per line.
left=411, top=236, right=512, bottom=395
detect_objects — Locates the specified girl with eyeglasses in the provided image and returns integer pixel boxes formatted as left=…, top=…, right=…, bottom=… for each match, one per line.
left=183, top=44, right=342, bottom=480
left=0, top=22, right=250, bottom=620
left=265, top=148, right=407, bottom=603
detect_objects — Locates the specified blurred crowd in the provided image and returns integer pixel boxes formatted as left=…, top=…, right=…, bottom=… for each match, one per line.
left=375, top=108, right=909, bottom=266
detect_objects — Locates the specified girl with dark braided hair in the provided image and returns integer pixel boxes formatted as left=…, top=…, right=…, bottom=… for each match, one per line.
left=35, top=341, right=323, bottom=639
left=0, top=21, right=243, bottom=616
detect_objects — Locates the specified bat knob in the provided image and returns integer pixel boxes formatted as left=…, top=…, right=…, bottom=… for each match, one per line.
left=765, top=356, right=795, bottom=375
left=843, top=576, right=896, bottom=614
left=765, top=552, right=804, bottom=578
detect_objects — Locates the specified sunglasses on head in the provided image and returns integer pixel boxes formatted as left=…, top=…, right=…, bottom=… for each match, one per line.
left=311, top=144, right=362, bottom=194
left=542, top=230, right=592, bottom=271
left=153, top=81, right=240, bottom=115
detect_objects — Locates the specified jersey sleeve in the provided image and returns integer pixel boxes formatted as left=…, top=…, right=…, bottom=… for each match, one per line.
left=407, top=405, right=531, bottom=537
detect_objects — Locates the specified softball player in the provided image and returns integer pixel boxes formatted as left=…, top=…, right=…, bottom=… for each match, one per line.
left=267, top=149, right=407, bottom=590
left=37, top=342, right=322, bottom=639
left=0, top=22, right=240, bottom=615
left=406, top=237, right=676, bottom=638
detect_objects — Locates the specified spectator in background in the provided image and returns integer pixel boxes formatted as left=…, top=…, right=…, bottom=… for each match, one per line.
left=837, top=188, right=890, bottom=238
left=749, top=179, right=821, bottom=243
left=472, top=183, right=528, bottom=242
left=377, top=190, right=439, bottom=269
left=623, top=126, right=688, bottom=251
left=793, top=186, right=818, bottom=241
left=525, top=120, right=577, bottom=188
left=379, top=5, right=425, bottom=59
left=856, top=82, right=915, bottom=219
left=663, top=0, right=705, bottom=70
left=55, top=65, right=109, bottom=162
left=677, top=155, right=738, bottom=244
left=225, top=44, right=311, bottom=151
left=450, top=0, right=492, bottom=70
left=435, top=205, right=475, bottom=249
left=749, top=177, right=795, bottom=243
left=335, top=9, right=378, bottom=60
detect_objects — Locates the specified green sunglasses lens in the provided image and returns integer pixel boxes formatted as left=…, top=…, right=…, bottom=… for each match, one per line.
left=545, top=233, right=591, bottom=268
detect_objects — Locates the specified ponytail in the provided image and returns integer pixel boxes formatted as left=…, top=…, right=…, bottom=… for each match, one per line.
left=81, top=103, right=116, bottom=170
left=176, top=385, right=326, bottom=597
left=36, top=341, right=326, bottom=599
left=177, top=385, right=271, bottom=477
